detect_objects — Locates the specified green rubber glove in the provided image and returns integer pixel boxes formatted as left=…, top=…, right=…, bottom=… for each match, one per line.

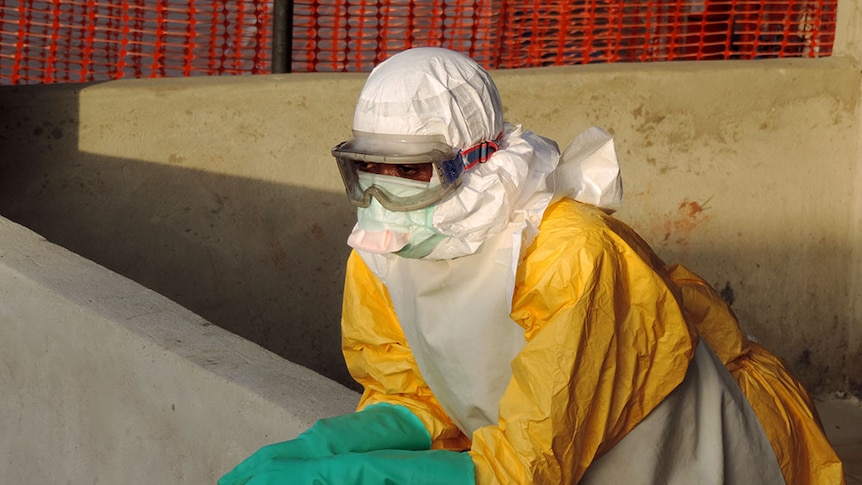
left=244, top=449, right=475, bottom=485
left=219, top=403, right=432, bottom=485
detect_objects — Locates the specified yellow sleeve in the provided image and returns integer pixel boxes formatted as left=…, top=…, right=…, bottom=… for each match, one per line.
left=341, top=251, right=471, bottom=451
left=470, top=200, right=697, bottom=484
left=669, top=264, right=846, bottom=485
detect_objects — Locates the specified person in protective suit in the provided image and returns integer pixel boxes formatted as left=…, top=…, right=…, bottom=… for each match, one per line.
left=219, top=47, right=844, bottom=485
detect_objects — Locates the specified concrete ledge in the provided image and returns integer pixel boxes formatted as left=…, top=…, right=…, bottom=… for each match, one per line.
left=0, top=216, right=359, bottom=483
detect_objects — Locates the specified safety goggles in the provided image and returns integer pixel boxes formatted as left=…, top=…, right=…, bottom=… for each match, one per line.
left=332, top=132, right=500, bottom=212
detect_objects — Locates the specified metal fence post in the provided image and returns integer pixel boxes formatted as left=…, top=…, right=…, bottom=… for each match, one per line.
left=272, top=0, right=293, bottom=73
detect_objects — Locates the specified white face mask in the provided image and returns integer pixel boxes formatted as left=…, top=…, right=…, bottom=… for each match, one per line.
left=347, top=172, right=445, bottom=259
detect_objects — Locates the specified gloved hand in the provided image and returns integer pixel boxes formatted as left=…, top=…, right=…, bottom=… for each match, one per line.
left=241, top=449, right=475, bottom=485
left=219, top=403, right=432, bottom=485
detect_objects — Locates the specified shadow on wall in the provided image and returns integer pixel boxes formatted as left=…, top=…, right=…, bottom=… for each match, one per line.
left=0, top=82, right=361, bottom=391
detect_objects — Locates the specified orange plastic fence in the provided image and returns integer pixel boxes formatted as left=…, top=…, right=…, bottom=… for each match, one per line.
left=293, top=0, right=838, bottom=71
left=0, top=0, right=838, bottom=85
left=1, top=0, right=271, bottom=84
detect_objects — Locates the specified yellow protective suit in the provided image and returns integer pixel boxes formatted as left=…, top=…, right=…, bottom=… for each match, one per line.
left=670, top=264, right=845, bottom=484
left=342, top=198, right=844, bottom=484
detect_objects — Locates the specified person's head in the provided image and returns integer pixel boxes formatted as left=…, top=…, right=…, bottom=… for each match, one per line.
left=332, top=47, right=559, bottom=260
left=332, top=47, right=504, bottom=213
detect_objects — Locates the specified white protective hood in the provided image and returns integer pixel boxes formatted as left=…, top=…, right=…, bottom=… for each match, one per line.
left=351, top=48, right=623, bottom=436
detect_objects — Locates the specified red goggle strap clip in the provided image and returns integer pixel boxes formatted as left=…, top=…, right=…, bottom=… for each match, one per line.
left=461, top=137, right=501, bottom=171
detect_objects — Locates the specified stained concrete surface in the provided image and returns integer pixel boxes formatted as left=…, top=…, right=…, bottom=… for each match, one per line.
left=818, top=396, right=862, bottom=484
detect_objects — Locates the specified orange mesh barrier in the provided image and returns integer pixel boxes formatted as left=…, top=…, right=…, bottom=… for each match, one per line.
left=1, top=0, right=271, bottom=84
left=1, top=0, right=838, bottom=85
left=293, top=0, right=837, bottom=71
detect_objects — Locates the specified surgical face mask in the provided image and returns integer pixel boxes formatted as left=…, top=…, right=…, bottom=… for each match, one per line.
left=347, top=172, right=445, bottom=259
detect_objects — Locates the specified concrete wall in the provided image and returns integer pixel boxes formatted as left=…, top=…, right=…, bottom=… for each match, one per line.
left=838, top=0, right=862, bottom=401
left=2, top=53, right=860, bottom=396
left=0, top=215, right=359, bottom=483
left=2, top=0, right=861, bottom=396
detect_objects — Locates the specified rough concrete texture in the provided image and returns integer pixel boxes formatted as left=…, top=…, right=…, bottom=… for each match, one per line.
left=1, top=56, right=859, bottom=397
left=818, top=397, right=862, bottom=484
left=0, top=216, right=359, bottom=483
left=838, top=0, right=862, bottom=405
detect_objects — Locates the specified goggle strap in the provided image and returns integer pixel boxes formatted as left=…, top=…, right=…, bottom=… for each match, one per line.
left=462, top=139, right=500, bottom=171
